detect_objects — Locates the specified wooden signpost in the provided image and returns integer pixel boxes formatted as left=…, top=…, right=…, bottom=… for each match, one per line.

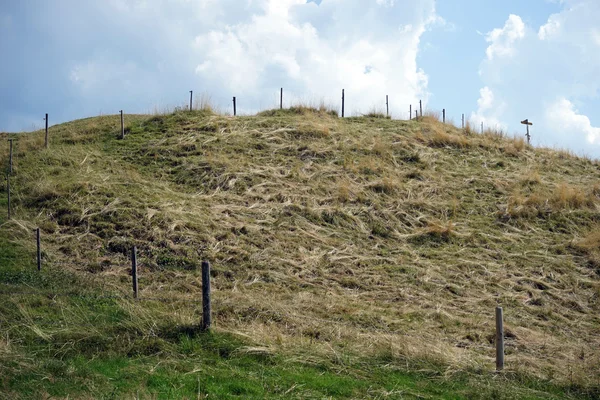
left=521, top=119, right=533, bottom=144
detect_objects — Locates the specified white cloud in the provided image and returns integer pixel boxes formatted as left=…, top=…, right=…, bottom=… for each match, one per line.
left=546, top=98, right=600, bottom=145
left=471, top=86, right=506, bottom=131
left=6, top=0, right=440, bottom=119
left=188, top=0, right=438, bottom=115
left=592, top=29, right=600, bottom=46
left=476, top=1, right=600, bottom=154
left=538, top=15, right=561, bottom=40
left=485, top=14, right=525, bottom=60
left=477, top=86, right=494, bottom=111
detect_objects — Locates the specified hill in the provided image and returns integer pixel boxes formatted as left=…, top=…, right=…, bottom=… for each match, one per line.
left=1, top=106, right=599, bottom=398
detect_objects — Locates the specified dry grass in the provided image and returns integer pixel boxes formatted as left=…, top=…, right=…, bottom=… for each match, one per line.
left=418, top=122, right=470, bottom=148
left=360, top=107, right=391, bottom=119
left=571, top=228, right=600, bottom=271
left=464, top=121, right=474, bottom=136
left=2, top=110, right=600, bottom=391
left=505, top=182, right=597, bottom=219
left=422, top=110, right=441, bottom=122
left=258, top=103, right=339, bottom=118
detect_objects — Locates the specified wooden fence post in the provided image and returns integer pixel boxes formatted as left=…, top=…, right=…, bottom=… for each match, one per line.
left=233, top=97, right=237, bottom=116
left=443, top=109, right=446, bottom=124
left=189, top=91, right=193, bottom=111
left=410, top=105, right=412, bottom=121
left=481, top=122, right=484, bottom=134
left=6, top=173, right=10, bottom=219
left=419, top=100, right=422, bottom=118
left=132, top=246, right=138, bottom=299
left=496, top=306, right=504, bottom=371
left=462, top=114, right=465, bottom=129
left=37, top=228, right=41, bottom=271
left=8, top=139, right=13, bottom=175
left=341, top=89, right=345, bottom=118
left=201, top=261, right=211, bottom=331
left=280, top=88, right=283, bottom=110
left=386, top=95, right=389, bottom=117
left=415, top=110, right=418, bottom=121
left=44, top=113, right=49, bottom=149
left=120, top=110, right=125, bottom=140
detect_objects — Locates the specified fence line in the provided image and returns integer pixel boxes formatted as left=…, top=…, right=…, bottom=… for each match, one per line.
left=0, top=229, right=511, bottom=368
left=0, top=87, right=515, bottom=371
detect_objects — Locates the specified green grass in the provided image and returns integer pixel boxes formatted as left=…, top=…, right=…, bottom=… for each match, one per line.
left=1, top=108, right=600, bottom=398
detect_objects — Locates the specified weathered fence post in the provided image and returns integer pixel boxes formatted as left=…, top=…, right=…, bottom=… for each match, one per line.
left=201, top=261, right=211, bottom=331
left=280, top=88, right=283, bottom=110
left=8, top=139, right=13, bottom=175
left=6, top=173, right=10, bottom=219
left=443, top=109, right=446, bottom=124
left=189, top=91, right=193, bottom=111
left=120, top=110, right=125, bottom=140
left=36, top=228, right=41, bottom=271
left=410, top=105, right=412, bottom=121
left=233, top=97, right=237, bottom=116
left=419, top=100, right=422, bottom=118
left=496, top=306, right=504, bottom=371
left=341, top=89, right=345, bottom=118
left=481, top=122, right=484, bottom=134
left=44, top=113, right=49, bottom=149
left=462, top=114, right=465, bottom=129
left=131, top=246, right=138, bottom=299
left=386, top=95, right=389, bottom=117
left=415, top=110, right=418, bottom=121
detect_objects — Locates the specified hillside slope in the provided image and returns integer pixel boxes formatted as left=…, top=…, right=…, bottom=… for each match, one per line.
left=1, top=108, right=599, bottom=398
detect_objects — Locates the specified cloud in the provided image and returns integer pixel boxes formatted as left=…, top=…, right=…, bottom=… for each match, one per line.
left=0, top=0, right=442, bottom=127
left=470, top=86, right=506, bottom=131
left=538, top=14, right=561, bottom=40
left=546, top=98, right=600, bottom=145
left=485, top=14, right=525, bottom=60
left=476, top=1, right=600, bottom=155
left=190, top=0, right=438, bottom=115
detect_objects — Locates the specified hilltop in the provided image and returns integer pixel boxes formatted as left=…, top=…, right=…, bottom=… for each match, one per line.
left=1, top=106, right=599, bottom=399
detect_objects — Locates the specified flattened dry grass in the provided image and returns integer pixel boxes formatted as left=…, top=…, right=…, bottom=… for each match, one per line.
left=2, top=109, right=600, bottom=396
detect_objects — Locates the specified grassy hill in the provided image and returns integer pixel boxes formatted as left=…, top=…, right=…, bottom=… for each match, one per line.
left=1, top=106, right=599, bottom=399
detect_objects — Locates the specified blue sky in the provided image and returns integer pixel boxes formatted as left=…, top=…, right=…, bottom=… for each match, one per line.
left=1, top=0, right=599, bottom=156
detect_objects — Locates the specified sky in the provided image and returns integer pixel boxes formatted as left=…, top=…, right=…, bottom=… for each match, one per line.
left=1, top=0, right=599, bottom=156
